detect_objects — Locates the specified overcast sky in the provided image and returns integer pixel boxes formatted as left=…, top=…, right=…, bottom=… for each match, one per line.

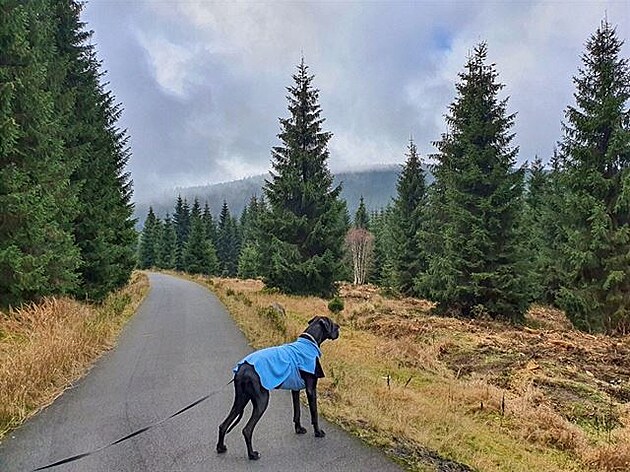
left=83, top=0, right=629, bottom=203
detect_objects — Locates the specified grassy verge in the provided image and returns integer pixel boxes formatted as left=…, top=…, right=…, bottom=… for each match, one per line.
left=0, top=271, right=150, bottom=439
left=181, top=274, right=629, bottom=472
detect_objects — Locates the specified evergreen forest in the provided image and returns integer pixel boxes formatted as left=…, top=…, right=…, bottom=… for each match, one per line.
left=1, top=3, right=626, bottom=336
left=139, top=21, right=629, bottom=334
left=1, top=1, right=136, bottom=306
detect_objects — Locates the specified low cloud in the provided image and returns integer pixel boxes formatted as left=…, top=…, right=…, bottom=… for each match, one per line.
left=83, top=1, right=629, bottom=203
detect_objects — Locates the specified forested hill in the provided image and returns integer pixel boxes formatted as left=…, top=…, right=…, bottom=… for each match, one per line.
left=136, top=165, right=427, bottom=226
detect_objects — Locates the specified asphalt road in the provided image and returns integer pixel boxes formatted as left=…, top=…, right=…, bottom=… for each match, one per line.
left=0, top=273, right=403, bottom=472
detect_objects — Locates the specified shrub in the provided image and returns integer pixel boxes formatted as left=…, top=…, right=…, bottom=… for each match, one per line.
left=328, top=296, right=344, bottom=314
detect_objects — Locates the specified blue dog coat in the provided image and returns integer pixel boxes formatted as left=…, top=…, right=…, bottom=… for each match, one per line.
left=234, top=337, right=322, bottom=391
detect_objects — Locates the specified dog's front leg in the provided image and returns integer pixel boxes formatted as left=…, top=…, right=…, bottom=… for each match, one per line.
left=304, top=376, right=325, bottom=437
left=292, top=390, right=307, bottom=434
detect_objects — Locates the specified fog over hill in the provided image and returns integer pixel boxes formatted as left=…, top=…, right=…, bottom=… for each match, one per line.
left=134, top=165, right=432, bottom=227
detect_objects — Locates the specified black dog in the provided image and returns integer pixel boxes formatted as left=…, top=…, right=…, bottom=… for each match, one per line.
left=216, top=315, right=340, bottom=460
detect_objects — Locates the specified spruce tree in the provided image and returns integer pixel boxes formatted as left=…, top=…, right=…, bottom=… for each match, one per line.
left=184, top=212, right=219, bottom=275
left=173, top=195, right=190, bottom=271
left=0, top=1, right=81, bottom=306
left=521, top=156, right=568, bottom=304
left=522, top=158, right=551, bottom=301
left=138, top=207, right=159, bottom=269
left=202, top=202, right=217, bottom=246
left=555, top=20, right=630, bottom=333
left=238, top=244, right=261, bottom=279
left=156, top=214, right=176, bottom=269
left=173, top=196, right=191, bottom=242
left=52, top=0, right=136, bottom=300
left=417, top=43, right=529, bottom=321
left=354, top=196, right=370, bottom=229
left=217, top=201, right=239, bottom=276
left=369, top=207, right=398, bottom=288
left=262, top=59, right=347, bottom=296
left=238, top=196, right=264, bottom=278
left=190, top=197, right=202, bottom=220
left=0, top=0, right=136, bottom=304
left=392, top=138, right=427, bottom=295
left=240, top=196, right=260, bottom=246
left=538, top=151, right=568, bottom=304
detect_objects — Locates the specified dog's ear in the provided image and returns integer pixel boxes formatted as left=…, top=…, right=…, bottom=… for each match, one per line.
left=322, top=316, right=340, bottom=340
left=308, top=316, right=320, bottom=325
left=319, top=317, right=335, bottom=339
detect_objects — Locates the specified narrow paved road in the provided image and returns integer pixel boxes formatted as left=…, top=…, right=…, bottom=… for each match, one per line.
left=0, top=273, right=403, bottom=472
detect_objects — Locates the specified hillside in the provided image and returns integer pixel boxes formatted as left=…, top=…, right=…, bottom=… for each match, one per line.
left=135, top=166, right=409, bottom=226
left=198, top=276, right=630, bottom=472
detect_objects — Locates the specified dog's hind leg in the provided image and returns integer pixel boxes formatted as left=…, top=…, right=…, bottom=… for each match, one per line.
left=242, top=389, right=269, bottom=460
left=216, top=380, right=249, bottom=454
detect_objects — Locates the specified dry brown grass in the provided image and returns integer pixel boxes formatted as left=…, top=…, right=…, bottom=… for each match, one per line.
left=582, top=426, right=630, bottom=471
left=0, top=272, right=149, bottom=439
left=181, top=276, right=629, bottom=472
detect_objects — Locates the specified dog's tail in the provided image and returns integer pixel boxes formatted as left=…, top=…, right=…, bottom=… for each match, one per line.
left=225, top=410, right=244, bottom=434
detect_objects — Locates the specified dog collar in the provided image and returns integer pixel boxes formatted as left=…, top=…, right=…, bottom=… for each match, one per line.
left=300, top=332, right=318, bottom=346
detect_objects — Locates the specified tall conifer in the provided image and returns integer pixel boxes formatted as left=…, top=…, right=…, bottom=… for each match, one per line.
left=418, top=43, right=529, bottom=321
left=138, top=207, right=159, bottom=269
left=522, top=158, right=552, bottom=301
left=370, top=207, right=398, bottom=288
left=556, top=21, right=630, bottom=333
left=262, top=59, right=347, bottom=296
left=156, top=214, right=176, bottom=269
left=392, top=139, right=427, bottom=295
left=0, top=1, right=81, bottom=305
left=354, top=196, right=370, bottom=230
left=0, top=1, right=136, bottom=304
left=238, top=196, right=263, bottom=278
left=217, top=201, right=239, bottom=276
left=173, top=196, right=190, bottom=271
left=184, top=210, right=219, bottom=275
left=202, top=202, right=216, bottom=245
left=53, top=0, right=136, bottom=300
left=190, top=197, right=202, bottom=220
left=241, top=196, right=266, bottom=247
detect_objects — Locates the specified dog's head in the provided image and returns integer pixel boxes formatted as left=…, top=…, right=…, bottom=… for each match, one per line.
left=307, top=316, right=340, bottom=343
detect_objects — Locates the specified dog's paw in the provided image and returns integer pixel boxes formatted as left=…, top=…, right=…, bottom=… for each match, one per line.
left=295, top=425, right=307, bottom=434
left=216, top=444, right=227, bottom=454
left=248, top=451, right=261, bottom=460
left=314, top=429, right=326, bottom=438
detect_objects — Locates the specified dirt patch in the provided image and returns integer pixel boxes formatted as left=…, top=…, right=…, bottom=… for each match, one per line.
left=527, top=305, right=574, bottom=331
left=342, top=283, right=630, bottom=432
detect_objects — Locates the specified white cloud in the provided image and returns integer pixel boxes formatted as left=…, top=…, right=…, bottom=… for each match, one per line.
left=136, top=33, right=198, bottom=98
left=150, top=1, right=322, bottom=74
left=84, top=0, right=630, bottom=202
left=329, top=131, right=401, bottom=172
left=402, top=1, right=629, bottom=162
